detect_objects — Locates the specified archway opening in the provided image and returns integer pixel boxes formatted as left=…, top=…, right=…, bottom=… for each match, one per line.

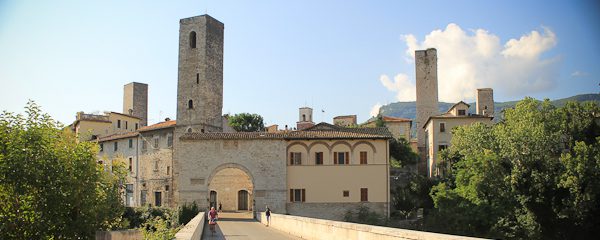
left=208, top=168, right=253, bottom=212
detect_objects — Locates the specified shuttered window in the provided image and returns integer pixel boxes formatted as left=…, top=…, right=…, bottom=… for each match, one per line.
left=360, top=151, right=367, bottom=164
left=315, top=152, right=323, bottom=165
left=289, top=152, right=302, bottom=165
left=290, top=189, right=306, bottom=202
left=334, top=152, right=349, bottom=165
left=360, top=188, right=368, bottom=202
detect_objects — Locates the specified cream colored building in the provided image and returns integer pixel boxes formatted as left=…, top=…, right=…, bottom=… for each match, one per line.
left=71, top=111, right=141, bottom=142
left=423, top=101, right=493, bottom=177
left=364, top=116, right=412, bottom=141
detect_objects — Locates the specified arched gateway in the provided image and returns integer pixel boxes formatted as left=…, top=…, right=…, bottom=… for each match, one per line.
left=173, top=135, right=288, bottom=214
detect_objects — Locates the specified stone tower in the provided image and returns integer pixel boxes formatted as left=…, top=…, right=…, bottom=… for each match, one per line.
left=176, top=15, right=224, bottom=133
left=476, top=88, right=494, bottom=117
left=123, top=82, right=148, bottom=126
left=415, top=48, right=439, bottom=149
left=296, top=107, right=314, bottom=130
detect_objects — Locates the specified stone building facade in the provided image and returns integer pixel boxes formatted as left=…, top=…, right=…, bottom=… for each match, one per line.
left=76, top=14, right=392, bottom=221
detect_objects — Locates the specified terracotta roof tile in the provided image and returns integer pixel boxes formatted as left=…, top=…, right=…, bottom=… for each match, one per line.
left=180, top=123, right=392, bottom=141
left=382, top=116, right=412, bottom=122
left=139, top=120, right=176, bottom=132
left=98, top=131, right=139, bottom=142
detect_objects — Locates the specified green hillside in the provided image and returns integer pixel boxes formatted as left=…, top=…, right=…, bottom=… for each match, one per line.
left=378, top=93, right=600, bottom=122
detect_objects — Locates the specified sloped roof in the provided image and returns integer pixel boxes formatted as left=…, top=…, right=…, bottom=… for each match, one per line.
left=382, top=116, right=412, bottom=122
left=98, top=131, right=139, bottom=142
left=139, top=120, right=176, bottom=132
left=180, top=122, right=392, bottom=141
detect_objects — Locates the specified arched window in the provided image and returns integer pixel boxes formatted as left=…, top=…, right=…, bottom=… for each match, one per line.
left=189, top=31, right=197, bottom=48
left=302, top=114, right=306, bottom=122
left=187, top=128, right=192, bottom=133
left=188, top=100, right=193, bottom=109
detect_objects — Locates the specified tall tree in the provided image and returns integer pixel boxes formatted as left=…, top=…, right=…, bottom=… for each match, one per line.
left=426, top=98, right=600, bottom=239
left=228, top=113, right=265, bottom=132
left=0, top=101, right=125, bottom=239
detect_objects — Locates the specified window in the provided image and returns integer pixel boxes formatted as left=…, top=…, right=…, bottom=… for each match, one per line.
left=189, top=31, right=196, bottom=48
left=334, top=152, right=349, bottom=165
left=360, top=151, right=368, bottom=164
left=135, top=123, right=138, bottom=130
left=200, top=129, right=205, bottom=133
left=187, top=128, right=192, bottom=133
left=126, top=184, right=133, bottom=207
left=458, top=109, right=466, bottom=116
left=167, top=166, right=170, bottom=175
left=290, top=189, right=305, bottom=202
left=155, top=191, right=162, bottom=207
left=196, top=73, right=199, bottom=84
left=360, top=188, right=368, bottom=202
left=153, top=136, right=159, bottom=149
left=129, top=139, right=133, bottom=148
left=117, top=120, right=121, bottom=128
left=302, top=114, right=306, bottom=121
left=114, top=142, right=118, bottom=151
left=165, top=185, right=169, bottom=191
left=125, top=121, right=128, bottom=130
left=128, top=157, right=133, bottom=173
left=142, top=141, right=147, bottom=151
left=154, top=160, right=159, bottom=172
left=289, top=152, right=302, bottom=165
left=167, top=134, right=173, bottom=147
left=315, top=152, right=323, bottom=165
left=99, top=143, right=103, bottom=152
left=188, top=100, right=193, bottom=109
left=343, top=190, right=349, bottom=197
left=439, top=122, right=446, bottom=133
left=141, top=190, right=147, bottom=206
left=439, top=144, right=448, bottom=152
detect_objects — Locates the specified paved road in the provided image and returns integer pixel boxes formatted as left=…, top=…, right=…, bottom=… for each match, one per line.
left=202, top=212, right=302, bottom=240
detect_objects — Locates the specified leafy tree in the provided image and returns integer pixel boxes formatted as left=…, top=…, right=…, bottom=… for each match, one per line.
left=391, top=173, right=435, bottom=219
left=228, top=113, right=265, bottom=132
left=0, top=101, right=125, bottom=239
left=389, top=137, right=419, bottom=167
left=426, top=98, right=600, bottom=239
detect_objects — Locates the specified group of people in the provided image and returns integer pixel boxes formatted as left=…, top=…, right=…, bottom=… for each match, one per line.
left=206, top=205, right=272, bottom=235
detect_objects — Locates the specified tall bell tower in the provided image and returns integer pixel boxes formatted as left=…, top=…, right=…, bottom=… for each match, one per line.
left=176, top=15, right=224, bottom=133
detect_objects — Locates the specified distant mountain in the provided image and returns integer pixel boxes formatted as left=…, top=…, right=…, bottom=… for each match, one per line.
left=377, top=93, right=600, bottom=122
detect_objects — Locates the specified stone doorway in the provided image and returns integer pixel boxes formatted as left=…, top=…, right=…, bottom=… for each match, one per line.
left=208, top=167, right=253, bottom=212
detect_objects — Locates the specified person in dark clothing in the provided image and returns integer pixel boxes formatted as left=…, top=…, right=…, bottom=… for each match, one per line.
left=265, top=206, right=271, bottom=227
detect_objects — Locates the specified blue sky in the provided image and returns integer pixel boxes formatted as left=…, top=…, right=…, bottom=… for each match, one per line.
left=1, top=0, right=598, bottom=127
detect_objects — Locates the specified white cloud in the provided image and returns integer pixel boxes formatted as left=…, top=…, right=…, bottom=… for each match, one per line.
left=370, top=103, right=382, bottom=117
left=381, top=23, right=560, bottom=103
left=379, top=74, right=416, bottom=101
left=571, top=70, right=588, bottom=77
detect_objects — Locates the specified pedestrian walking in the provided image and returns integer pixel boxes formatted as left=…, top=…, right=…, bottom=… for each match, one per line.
left=208, top=207, right=218, bottom=234
left=265, top=206, right=271, bottom=227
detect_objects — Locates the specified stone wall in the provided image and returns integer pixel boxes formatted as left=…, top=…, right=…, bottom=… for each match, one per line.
left=287, top=202, right=386, bottom=221
left=123, top=82, right=148, bottom=126
left=415, top=48, right=439, bottom=149
left=256, top=212, right=486, bottom=240
left=139, top=128, right=174, bottom=207
left=174, top=138, right=287, bottom=213
left=95, top=230, right=141, bottom=240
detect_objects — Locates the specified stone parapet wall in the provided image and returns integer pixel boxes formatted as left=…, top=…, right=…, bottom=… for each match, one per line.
left=287, top=202, right=386, bottom=221
left=95, top=230, right=141, bottom=240
left=174, top=211, right=205, bottom=240
left=256, top=212, right=486, bottom=240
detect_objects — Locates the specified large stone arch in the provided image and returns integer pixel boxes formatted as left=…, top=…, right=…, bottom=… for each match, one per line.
left=286, top=141, right=309, bottom=153
left=330, top=141, right=352, bottom=155
left=206, top=163, right=255, bottom=211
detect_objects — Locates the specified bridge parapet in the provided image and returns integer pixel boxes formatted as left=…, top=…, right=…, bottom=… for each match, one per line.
left=175, top=211, right=205, bottom=240
left=257, top=212, right=486, bottom=240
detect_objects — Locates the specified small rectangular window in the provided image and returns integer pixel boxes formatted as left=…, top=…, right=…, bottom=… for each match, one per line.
left=128, top=157, right=133, bottom=173
left=334, top=152, right=349, bottom=165
left=343, top=190, right=349, bottom=197
left=135, top=123, right=138, bottom=130
left=196, top=73, right=199, bottom=84
left=315, top=152, right=323, bottom=165
left=440, top=122, right=446, bottom=133
left=153, top=136, right=159, bottom=149
left=167, top=166, right=170, bottom=175
left=165, top=185, right=170, bottom=191
left=458, top=109, right=466, bottom=116
left=360, top=151, right=367, bottom=164
left=361, top=188, right=368, bottom=202
left=117, top=120, right=121, bottom=128
left=125, top=121, right=128, bottom=130
left=290, top=188, right=306, bottom=202
left=114, top=142, right=118, bottom=151
left=142, top=141, right=147, bottom=151
left=129, top=139, right=133, bottom=148
left=167, top=134, right=173, bottom=147
left=141, top=190, right=147, bottom=205
left=289, top=152, right=302, bottom=165
left=154, top=191, right=162, bottom=207
left=439, top=145, right=448, bottom=152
